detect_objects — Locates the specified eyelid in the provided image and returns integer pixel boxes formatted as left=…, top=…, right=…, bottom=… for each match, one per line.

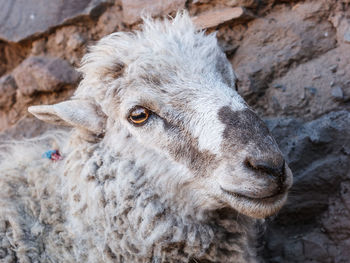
left=128, top=105, right=163, bottom=117
left=127, top=106, right=149, bottom=116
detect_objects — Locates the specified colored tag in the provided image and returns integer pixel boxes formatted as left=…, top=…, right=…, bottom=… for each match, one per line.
left=42, top=150, right=62, bottom=161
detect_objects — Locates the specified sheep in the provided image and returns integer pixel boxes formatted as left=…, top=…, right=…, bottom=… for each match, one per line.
left=0, top=12, right=293, bottom=263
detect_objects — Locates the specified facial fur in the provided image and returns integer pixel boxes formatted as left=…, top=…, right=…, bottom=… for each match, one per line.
left=76, top=16, right=293, bottom=219
left=68, top=13, right=293, bottom=220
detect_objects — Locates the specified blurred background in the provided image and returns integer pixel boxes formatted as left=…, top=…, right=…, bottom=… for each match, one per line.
left=0, top=0, right=349, bottom=262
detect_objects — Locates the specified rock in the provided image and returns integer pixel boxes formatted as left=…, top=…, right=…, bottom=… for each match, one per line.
left=192, top=0, right=211, bottom=3
left=232, top=1, right=336, bottom=105
left=55, top=31, right=66, bottom=46
left=300, top=232, right=332, bottom=263
left=304, top=86, right=317, bottom=95
left=31, top=39, right=46, bottom=55
left=0, top=117, right=64, bottom=140
left=12, top=56, right=79, bottom=96
left=329, top=64, right=338, bottom=73
left=263, top=110, right=350, bottom=262
left=0, top=75, right=17, bottom=111
left=192, top=7, right=253, bottom=29
left=67, top=33, right=86, bottom=51
left=224, top=0, right=260, bottom=8
left=322, top=193, right=350, bottom=242
left=121, top=0, right=186, bottom=25
left=330, top=15, right=350, bottom=45
left=0, top=0, right=111, bottom=42
left=257, top=45, right=350, bottom=119
left=272, top=84, right=286, bottom=91
left=331, top=86, right=344, bottom=100
left=340, top=181, right=350, bottom=210
left=344, top=30, right=350, bottom=43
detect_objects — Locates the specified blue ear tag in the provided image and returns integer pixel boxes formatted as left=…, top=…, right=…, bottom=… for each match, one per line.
left=43, top=150, right=55, bottom=159
left=42, top=150, right=62, bottom=161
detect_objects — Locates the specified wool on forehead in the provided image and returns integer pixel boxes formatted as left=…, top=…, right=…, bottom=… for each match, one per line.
left=74, top=12, right=228, bottom=106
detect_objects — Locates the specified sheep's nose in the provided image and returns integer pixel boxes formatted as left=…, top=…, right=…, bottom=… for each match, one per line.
left=245, top=155, right=286, bottom=184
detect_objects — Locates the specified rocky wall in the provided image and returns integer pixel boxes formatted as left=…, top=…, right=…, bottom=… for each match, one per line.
left=0, top=0, right=349, bottom=262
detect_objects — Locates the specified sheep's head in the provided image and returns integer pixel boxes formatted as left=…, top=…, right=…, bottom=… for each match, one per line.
left=29, top=13, right=292, bottom=219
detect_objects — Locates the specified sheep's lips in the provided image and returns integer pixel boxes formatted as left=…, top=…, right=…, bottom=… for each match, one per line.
left=221, top=189, right=289, bottom=219
left=220, top=186, right=287, bottom=201
left=218, top=168, right=293, bottom=219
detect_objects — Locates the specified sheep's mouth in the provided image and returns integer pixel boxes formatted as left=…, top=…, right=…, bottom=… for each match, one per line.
left=219, top=187, right=288, bottom=218
left=220, top=187, right=287, bottom=203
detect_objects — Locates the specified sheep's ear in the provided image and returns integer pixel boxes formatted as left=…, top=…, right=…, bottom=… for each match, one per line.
left=28, top=100, right=106, bottom=135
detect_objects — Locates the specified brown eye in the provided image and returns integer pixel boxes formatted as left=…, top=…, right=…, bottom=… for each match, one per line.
left=128, top=106, right=150, bottom=125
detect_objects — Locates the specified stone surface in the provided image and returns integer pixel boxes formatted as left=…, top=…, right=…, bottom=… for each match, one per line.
left=192, top=7, right=253, bottom=29
left=0, top=75, right=17, bottom=111
left=67, top=33, right=86, bottom=51
left=331, top=86, right=344, bottom=100
left=224, top=0, right=259, bottom=8
left=263, top=110, right=350, bottom=262
left=259, top=47, right=350, bottom=119
left=0, top=117, right=62, bottom=140
left=345, top=30, right=350, bottom=43
left=12, top=56, right=79, bottom=96
left=0, top=0, right=111, bottom=42
left=232, top=1, right=337, bottom=109
left=121, top=0, right=186, bottom=24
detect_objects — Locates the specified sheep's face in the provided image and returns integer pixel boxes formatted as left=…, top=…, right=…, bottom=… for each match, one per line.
left=29, top=15, right=292, bottom=219
left=107, top=60, right=293, bottom=219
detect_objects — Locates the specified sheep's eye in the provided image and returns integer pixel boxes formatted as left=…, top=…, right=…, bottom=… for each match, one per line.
left=128, top=106, right=150, bottom=125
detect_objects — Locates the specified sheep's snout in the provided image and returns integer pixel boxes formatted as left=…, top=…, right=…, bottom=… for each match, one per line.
left=218, top=152, right=291, bottom=200
left=216, top=106, right=293, bottom=218
left=244, top=154, right=287, bottom=189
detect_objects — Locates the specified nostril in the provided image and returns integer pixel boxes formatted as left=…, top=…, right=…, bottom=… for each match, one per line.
left=245, top=156, right=286, bottom=180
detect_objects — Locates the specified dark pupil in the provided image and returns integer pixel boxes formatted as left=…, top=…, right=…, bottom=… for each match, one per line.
left=131, top=110, right=147, bottom=121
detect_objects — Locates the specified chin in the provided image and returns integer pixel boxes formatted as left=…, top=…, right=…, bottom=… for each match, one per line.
left=221, top=189, right=289, bottom=219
